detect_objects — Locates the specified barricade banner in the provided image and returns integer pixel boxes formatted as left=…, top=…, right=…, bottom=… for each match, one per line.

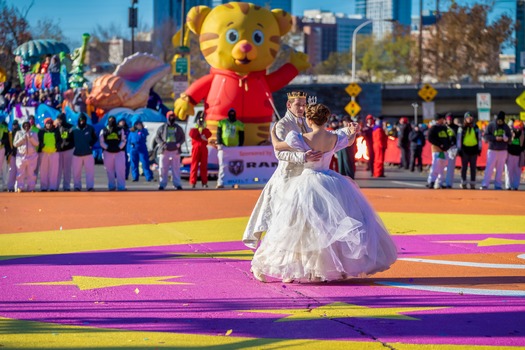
left=219, top=145, right=277, bottom=185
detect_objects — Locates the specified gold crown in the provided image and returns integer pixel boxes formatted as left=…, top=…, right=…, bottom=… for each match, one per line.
left=287, top=91, right=307, bottom=100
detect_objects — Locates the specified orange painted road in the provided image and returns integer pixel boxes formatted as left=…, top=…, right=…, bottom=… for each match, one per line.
left=0, top=188, right=524, bottom=349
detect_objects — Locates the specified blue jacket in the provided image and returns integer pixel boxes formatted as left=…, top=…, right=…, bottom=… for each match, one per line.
left=127, top=128, right=149, bottom=153
left=72, top=124, right=97, bottom=156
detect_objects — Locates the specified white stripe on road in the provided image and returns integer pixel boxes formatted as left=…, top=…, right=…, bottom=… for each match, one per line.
left=377, top=281, right=525, bottom=297
left=398, top=257, right=525, bottom=269
left=391, top=181, right=426, bottom=187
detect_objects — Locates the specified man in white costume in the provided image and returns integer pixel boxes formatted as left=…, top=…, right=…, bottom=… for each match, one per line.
left=242, top=91, right=322, bottom=251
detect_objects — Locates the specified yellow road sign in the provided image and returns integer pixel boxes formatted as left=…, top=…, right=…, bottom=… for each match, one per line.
left=345, top=83, right=362, bottom=97
left=345, top=101, right=361, bottom=117
left=516, top=91, right=525, bottom=110
left=418, top=84, right=437, bottom=102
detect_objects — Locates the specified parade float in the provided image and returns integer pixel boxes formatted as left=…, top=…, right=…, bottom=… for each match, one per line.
left=171, top=2, right=311, bottom=185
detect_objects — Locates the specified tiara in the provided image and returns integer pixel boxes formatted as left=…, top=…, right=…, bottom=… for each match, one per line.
left=307, top=95, right=317, bottom=106
left=287, top=91, right=307, bottom=100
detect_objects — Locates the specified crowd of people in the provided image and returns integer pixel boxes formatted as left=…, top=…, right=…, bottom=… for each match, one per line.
left=326, top=110, right=525, bottom=191
left=1, top=86, right=524, bottom=192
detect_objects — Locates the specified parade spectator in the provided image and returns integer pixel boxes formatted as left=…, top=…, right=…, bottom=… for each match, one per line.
left=118, top=118, right=131, bottom=180
left=48, top=55, right=61, bottom=89
left=444, top=113, right=459, bottom=188
left=0, top=121, right=10, bottom=190
left=55, top=114, right=75, bottom=191
left=6, top=121, right=20, bottom=192
left=189, top=111, right=212, bottom=188
left=505, top=120, right=525, bottom=190
left=38, top=118, right=61, bottom=191
left=336, top=116, right=357, bottom=179
left=155, top=111, right=185, bottom=190
left=396, top=117, right=412, bottom=169
left=72, top=114, right=97, bottom=191
left=13, top=121, right=39, bottom=192
left=427, top=114, right=452, bottom=189
left=457, top=112, right=482, bottom=189
left=100, top=116, right=127, bottom=191
left=362, top=114, right=375, bottom=175
left=408, top=123, right=426, bottom=172
left=372, top=117, right=387, bottom=177
left=127, top=120, right=153, bottom=182
left=73, top=87, right=88, bottom=114
left=216, top=108, right=244, bottom=188
left=480, top=111, right=511, bottom=190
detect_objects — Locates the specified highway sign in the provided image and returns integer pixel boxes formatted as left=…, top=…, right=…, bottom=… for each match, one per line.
left=516, top=91, right=525, bottom=110
left=345, top=83, right=362, bottom=97
left=345, top=101, right=361, bottom=117
left=418, top=84, right=438, bottom=102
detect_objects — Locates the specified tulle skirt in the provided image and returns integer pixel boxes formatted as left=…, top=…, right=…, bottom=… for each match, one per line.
left=251, top=169, right=397, bottom=282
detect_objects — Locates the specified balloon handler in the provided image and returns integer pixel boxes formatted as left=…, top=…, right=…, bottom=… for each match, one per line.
left=173, top=2, right=310, bottom=146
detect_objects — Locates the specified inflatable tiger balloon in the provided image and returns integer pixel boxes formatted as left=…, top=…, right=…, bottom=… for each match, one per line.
left=174, top=1, right=310, bottom=145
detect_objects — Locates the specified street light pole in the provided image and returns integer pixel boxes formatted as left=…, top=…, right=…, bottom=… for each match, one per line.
left=412, top=102, right=419, bottom=125
left=351, top=19, right=373, bottom=83
left=129, top=0, right=138, bottom=55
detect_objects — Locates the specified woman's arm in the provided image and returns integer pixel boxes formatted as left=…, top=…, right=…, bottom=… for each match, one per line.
left=271, top=123, right=293, bottom=151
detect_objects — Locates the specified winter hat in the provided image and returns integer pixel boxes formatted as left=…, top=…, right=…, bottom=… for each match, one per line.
left=434, top=114, right=444, bottom=121
left=166, top=111, right=175, bottom=119
left=44, top=117, right=53, bottom=125
left=464, top=112, right=472, bottom=119
left=496, top=111, right=506, bottom=121
left=514, top=120, right=524, bottom=130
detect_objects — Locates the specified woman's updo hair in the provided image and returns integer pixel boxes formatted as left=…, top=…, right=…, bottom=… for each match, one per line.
left=305, top=103, right=331, bottom=126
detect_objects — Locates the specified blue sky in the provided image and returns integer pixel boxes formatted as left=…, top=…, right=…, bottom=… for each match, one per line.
left=6, top=0, right=517, bottom=47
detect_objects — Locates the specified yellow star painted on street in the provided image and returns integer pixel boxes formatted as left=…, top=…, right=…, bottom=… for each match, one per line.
left=21, top=275, right=189, bottom=290
left=239, top=302, right=448, bottom=322
left=172, top=250, right=254, bottom=261
left=437, top=238, right=525, bottom=247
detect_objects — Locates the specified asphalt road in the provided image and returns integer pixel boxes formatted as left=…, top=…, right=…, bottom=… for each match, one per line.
left=89, top=162, right=524, bottom=191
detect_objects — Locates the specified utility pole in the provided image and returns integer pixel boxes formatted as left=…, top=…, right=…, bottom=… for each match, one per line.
left=435, top=0, right=440, bottom=79
left=418, top=0, right=423, bottom=84
left=129, top=0, right=138, bottom=55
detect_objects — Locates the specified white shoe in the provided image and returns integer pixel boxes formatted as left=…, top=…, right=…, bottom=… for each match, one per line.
left=251, top=268, right=266, bottom=282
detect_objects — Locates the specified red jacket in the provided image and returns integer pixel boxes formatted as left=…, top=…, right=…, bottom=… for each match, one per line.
left=185, top=64, right=299, bottom=123
left=189, top=127, right=212, bottom=147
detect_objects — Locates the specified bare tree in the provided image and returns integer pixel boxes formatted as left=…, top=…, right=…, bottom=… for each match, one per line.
left=425, top=3, right=513, bottom=82
left=31, top=18, right=64, bottom=41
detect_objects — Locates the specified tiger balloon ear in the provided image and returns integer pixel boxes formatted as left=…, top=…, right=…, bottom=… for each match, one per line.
left=271, top=9, right=293, bottom=36
left=186, top=6, right=211, bottom=35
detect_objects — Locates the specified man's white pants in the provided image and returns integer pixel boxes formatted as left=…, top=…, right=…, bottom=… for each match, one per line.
left=158, top=150, right=181, bottom=188
left=72, top=155, right=95, bottom=190
left=58, top=149, right=74, bottom=190
left=481, top=149, right=508, bottom=189
left=39, top=152, right=59, bottom=190
left=505, top=154, right=522, bottom=190
left=427, top=152, right=447, bottom=188
left=16, top=154, right=38, bottom=191
left=103, top=151, right=126, bottom=190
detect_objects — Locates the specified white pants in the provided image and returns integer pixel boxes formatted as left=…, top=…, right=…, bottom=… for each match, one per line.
left=72, top=155, right=95, bottom=190
left=217, top=149, right=225, bottom=186
left=39, top=152, right=59, bottom=190
left=427, top=152, right=447, bottom=187
left=0, top=147, right=4, bottom=190
left=58, top=149, right=74, bottom=190
left=103, top=151, right=126, bottom=190
left=158, top=150, right=181, bottom=188
left=16, top=154, right=38, bottom=191
left=445, top=148, right=457, bottom=187
left=505, top=154, right=522, bottom=190
left=481, top=149, right=508, bottom=189
left=7, top=154, right=16, bottom=191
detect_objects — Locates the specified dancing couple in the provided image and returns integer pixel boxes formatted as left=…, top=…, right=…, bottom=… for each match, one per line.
left=243, top=92, right=397, bottom=283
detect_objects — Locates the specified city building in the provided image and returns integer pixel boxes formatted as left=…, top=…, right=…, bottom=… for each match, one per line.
left=355, top=0, right=412, bottom=38
left=299, top=10, right=371, bottom=67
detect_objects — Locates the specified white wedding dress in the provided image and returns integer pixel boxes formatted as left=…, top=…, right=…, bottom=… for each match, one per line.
left=251, top=131, right=398, bottom=282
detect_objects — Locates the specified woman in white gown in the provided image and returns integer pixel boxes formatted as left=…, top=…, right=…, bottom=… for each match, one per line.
left=250, top=103, right=397, bottom=283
